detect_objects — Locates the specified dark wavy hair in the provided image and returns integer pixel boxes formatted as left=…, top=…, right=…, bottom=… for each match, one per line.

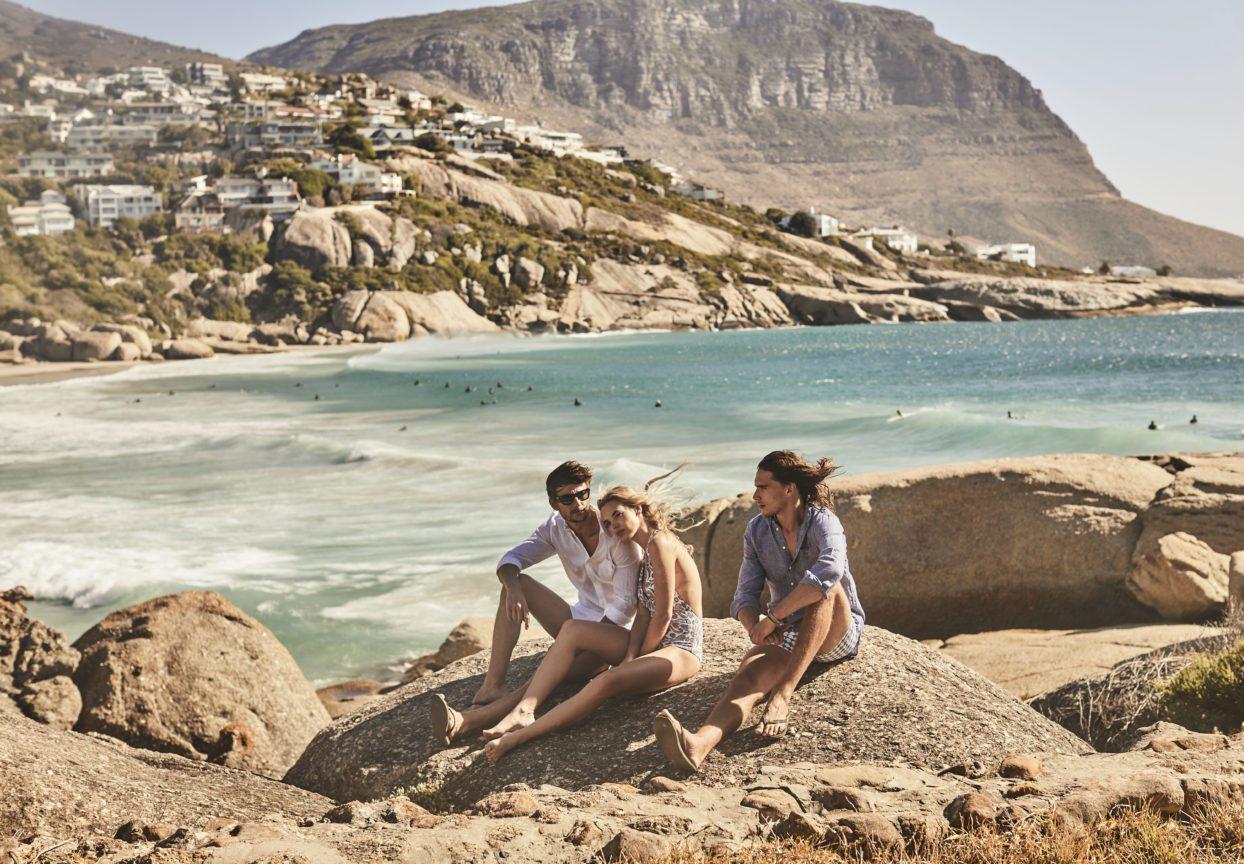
left=757, top=450, right=842, bottom=509
left=546, top=461, right=593, bottom=499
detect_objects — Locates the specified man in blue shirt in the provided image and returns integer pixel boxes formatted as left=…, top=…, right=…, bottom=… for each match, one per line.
left=655, top=450, right=865, bottom=771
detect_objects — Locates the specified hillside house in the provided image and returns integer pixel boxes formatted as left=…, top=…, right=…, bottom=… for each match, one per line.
left=7, top=190, right=75, bottom=236
left=867, top=227, right=919, bottom=255
left=240, top=73, right=289, bottom=94
left=74, top=184, right=162, bottom=228
left=670, top=180, right=723, bottom=201
left=18, top=151, right=115, bottom=179
left=781, top=207, right=840, bottom=238
left=226, top=120, right=322, bottom=149
left=126, top=66, right=171, bottom=93
left=977, top=242, right=1037, bottom=267
left=185, top=63, right=227, bottom=89
left=66, top=123, right=158, bottom=150
left=307, top=154, right=403, bottom=197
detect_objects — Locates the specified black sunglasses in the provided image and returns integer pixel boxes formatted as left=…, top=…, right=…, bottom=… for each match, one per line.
left=555, top=488, right=591, bottom=506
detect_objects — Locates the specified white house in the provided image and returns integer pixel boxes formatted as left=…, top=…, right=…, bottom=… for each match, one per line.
left=185, top=63, right=227, bottom=89
left=226, top=120, right=322, bottom=148
left=240, top=72, right=289, bottom=94
left=976, top=242, right=1037, bottom=267
left=670, top=180, right=723, bottom=201
left=7, top=190, right=75, bottom=236
left=18, top=151, right=115, bottom=179
left=66, top=123, right=158, bottom=150
left=74, top=184, right=163, bottom=228
left=1109, top=264, right=1156, bottom=278
left=126, top=66, right=171, bottom=93
left=308, top=154, right=404, bottom=196
left=866, top=227, right=919, bottom=255
left=120, top=101, right=201, bottom=127
left=782, top=207, right=840, bottom=238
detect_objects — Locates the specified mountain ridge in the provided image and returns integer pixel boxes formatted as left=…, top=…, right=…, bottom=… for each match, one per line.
left=248, top=0, right=1244, bottom=276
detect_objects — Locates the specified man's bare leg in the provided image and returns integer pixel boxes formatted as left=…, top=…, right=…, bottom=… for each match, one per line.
left=472, top=574, right=572, bottom=706
left=668, top=646, right=790, bottom=768
left=758, top=585, right=850, bottom=736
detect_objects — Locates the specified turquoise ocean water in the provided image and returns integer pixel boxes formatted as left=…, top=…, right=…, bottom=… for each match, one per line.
left=2, top=311, right=1241, bottom=684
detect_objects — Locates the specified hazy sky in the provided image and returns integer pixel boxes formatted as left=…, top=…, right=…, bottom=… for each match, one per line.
left=23, top=0, right=1244, bottom=238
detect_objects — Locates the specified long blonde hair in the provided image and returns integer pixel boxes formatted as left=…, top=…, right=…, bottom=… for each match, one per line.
left=596, top=463, right=689, bottom=536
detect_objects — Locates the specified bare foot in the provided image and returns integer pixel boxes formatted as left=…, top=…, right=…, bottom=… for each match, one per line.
left=757, top=692, right=790, bottom=738
left=483, top=734, right=518, bottom=764
left=482, top=706, right=534, bottom=740
left=470, top=683, right=510, bottom=708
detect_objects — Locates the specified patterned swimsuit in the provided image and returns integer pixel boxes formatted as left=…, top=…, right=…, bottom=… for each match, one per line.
left=637, top=539, right=704, bottom=662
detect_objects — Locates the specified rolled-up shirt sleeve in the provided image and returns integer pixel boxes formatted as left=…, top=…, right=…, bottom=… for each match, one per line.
left=799, top=514, right=847, bottom=597
left=729, top=521, right=766, bottom=619
left=497, top=517, right=557, bottom=573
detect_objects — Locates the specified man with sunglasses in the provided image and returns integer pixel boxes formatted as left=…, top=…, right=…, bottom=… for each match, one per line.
left=468, top=460, right=641, bottom=709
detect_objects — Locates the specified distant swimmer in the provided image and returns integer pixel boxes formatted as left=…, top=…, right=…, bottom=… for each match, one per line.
left=1007, top=410, right=1014, bottom=419
left=496, top=381, right=503, bottom=389
left=294, top=382, right=302, bottom=387
left=465, top=385, right=474, bottom=393
left=655, top=400, right=662, bottom=408
left=414, top=379, right=420, bottom=386
left=399, top=425, right=408, bottom=431
left=895, top=409, right=903, bottom=417
left=527, top=386, right=534, bottom=392
left=1190, top=414, right=1198, bottom=424
left=481, top=400, right=486, bottom=406
left=168, top=390, right=174, bottom=396
left=488, top=387, right=495, bottom=395
left=444, top=382, right=450, bottom=389
left=1148, top=420, right=1157, bottom=430
left=314, top=394, right=320, bottom=401
left=574, top=397, right=583, bottom=406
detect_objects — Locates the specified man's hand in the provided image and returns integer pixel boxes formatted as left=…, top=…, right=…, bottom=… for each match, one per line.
left=749, top=615, right=781, bottom=646
left=505, top=584, right=530, bottom=628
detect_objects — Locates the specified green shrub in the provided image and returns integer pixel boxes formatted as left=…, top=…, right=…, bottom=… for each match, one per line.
left=1160, top=638, right=1244, bottom=732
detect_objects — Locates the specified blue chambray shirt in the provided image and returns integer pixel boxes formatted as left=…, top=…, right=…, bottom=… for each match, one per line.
left=729, top=505, right=866, bottom=629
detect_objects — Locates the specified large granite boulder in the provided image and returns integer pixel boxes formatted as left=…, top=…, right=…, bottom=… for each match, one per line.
left=332, top=290, right=499, bottom=340
left=354, top=291, right=412, bottom=342
left=1134, top=453, right=1244, bottom=557
left=71, top=330, right=121, bottom=362
left=284, top=620, right=1089, bottom=807
left=684, top=455, right=1171, bottom=636
left=0, top=710, right=329, bottom=838
left=273, top=209, right=353, bottom=270
left=72, top=591, right=330, bottom=778
left=777, top=284, right=951, bottom=324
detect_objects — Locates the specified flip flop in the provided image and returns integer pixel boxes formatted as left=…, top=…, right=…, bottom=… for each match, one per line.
left=430, top=693, right=462, bottom=746
left=653, top=709, right=701, bottom=773
left=756, top=702, right=789, bottom=738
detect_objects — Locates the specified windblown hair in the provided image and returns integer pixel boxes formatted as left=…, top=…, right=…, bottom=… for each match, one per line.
left=757, top=450, right=842, bottom=510
left=597, top=462, right=691, bottom=535
left=546, top=460, right=593, bottom=499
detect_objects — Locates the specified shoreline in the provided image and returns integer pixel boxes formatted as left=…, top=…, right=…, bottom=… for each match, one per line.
left=4, top=303, right=1241, bottom=388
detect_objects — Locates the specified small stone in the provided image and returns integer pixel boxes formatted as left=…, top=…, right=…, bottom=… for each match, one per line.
left=203, top=818, right=237, bottom=833
left=999, top=754, right=1042, bottom=780
left=382, top=798, right=435, bottom=826
left=945, top=793, right=997, bottom=830
left=324, top=801, right=376, bottom=825
left=646, top=776, right=686, bottom=793
left=896, top=812, right=949, bottom=847
left=115, top=821, right=144, bottom=842
left=142, top=824, right=178, bottom=842
left=825, top=813, right=903, bottom=854
left=1004, top=782, right=1044, bottom=798
left=598, top=828, right=671, bottom=863
left=565, top=819, right=607, bottom=847
left=813, top=785, right=878, bottom=812
left=741, top=788, right=799, bottom=821
left=772, top=812, right=826, bottom=843
left=473, top=791, right=538, bottom=817
left=231, top=823, right=282, bottom=842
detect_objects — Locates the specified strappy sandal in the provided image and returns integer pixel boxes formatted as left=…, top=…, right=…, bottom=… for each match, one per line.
left=430, top=693, right=462, bottom=746
left=653, top=709, right=701, bottom=773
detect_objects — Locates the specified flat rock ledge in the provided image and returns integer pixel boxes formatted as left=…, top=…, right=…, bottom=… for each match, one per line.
left=285, top=621, right=1089, bottom=807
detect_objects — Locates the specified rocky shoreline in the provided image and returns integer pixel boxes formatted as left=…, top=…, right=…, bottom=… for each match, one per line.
left=2, top=451, right=1244, bottom=862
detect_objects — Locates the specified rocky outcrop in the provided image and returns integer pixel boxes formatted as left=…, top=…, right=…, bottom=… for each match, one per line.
left=684, top=454, right=1172, bottom=635
left=285, top=621, right=1089, bottom=807
left=272, top=209, right=353, bottom=270
left=0, top=709, right=330, bottom=839
left=70, top=330, right=122, bottom=362
left=1127, top=532, right=1230, bottom=619
left=401, top=615, right=545, bottom=682
left=160, top=337, right=215, bottom=360
left=777, top=284, right=951, bottom=324
left=0, top=589, right=81, bottom=730
left=72, top=591, right=330, bottom=778
left=331, top=289, right=499, bottom=340
left=913, top=276, right=1166, bottom=318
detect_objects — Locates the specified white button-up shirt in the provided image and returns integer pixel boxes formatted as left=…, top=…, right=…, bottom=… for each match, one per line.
left=497, top=512, right=641, bottom=625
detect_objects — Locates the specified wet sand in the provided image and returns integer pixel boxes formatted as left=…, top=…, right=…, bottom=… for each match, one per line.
left=0, top=361, right=137, bottom=387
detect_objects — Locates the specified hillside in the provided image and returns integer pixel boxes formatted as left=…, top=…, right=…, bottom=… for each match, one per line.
left=0, top=0, right=226, bottom=72
left=248, top=0, right=1244, bottom=277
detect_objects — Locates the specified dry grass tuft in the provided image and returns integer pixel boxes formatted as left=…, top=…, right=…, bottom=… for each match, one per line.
left=657, top=799, right=1244, bottom=864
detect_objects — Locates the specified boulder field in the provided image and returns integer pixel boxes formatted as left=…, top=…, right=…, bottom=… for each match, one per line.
left=681, top=452, right=1244, bottom=634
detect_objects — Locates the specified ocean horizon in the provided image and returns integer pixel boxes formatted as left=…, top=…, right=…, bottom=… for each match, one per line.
left=3, top=313, right=1242, bottom=685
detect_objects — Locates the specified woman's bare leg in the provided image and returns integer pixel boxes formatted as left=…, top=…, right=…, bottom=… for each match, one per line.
left=483, top=620, right=629, bottom=739
left=485, top=648, right=700, bottom=763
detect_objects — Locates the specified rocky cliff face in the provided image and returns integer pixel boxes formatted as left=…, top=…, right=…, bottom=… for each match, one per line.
left=251, top=0, right=1244, bottom=276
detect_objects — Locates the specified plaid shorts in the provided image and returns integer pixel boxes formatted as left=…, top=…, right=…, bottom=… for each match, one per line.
left=779, top=615, right=862, bottom=664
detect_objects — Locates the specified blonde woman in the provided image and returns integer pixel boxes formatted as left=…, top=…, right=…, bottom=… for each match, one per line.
left=476, top=484, right=704, bottom=764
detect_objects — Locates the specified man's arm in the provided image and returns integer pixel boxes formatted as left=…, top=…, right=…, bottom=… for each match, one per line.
left=770, top=514, right=847, bottom=620
left=602, top=542, right=640, bottom=627
left=495, top=520, right=558, bottom=626
left=730, top=523, right=768, bottom=638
